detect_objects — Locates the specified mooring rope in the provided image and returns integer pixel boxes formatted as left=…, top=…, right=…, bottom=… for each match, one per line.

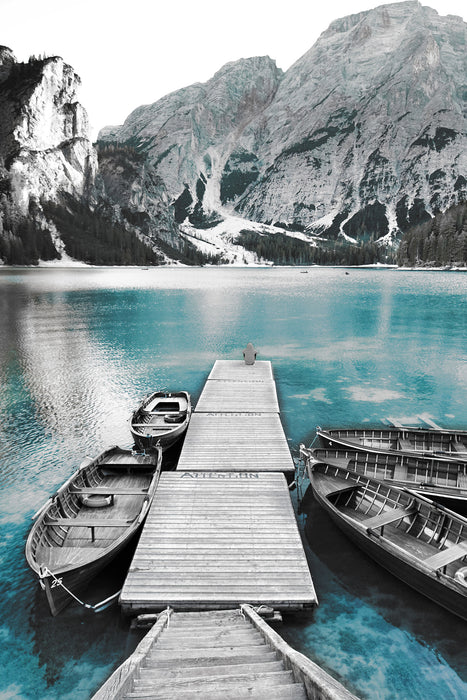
left=41, top=567, right=121, bottom=613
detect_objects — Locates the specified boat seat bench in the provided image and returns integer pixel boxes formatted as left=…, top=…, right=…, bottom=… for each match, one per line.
left=424, top=541, right=467, bottom=572
left=44, top=517, right=135, bottom=542
left=131, top=424, right=168, bottom=428
left=365, top=506, right=416, bottom=533
left=69, top=487, right=149, bottom=495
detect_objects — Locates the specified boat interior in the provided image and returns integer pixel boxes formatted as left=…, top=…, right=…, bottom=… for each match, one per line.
left=133, top=394, right=189, bottom=431
left=312, top=448, right=467, bottom=490
left=29, top=452, right=158, bottom=569
left=318, top=464, right=467, bottom=582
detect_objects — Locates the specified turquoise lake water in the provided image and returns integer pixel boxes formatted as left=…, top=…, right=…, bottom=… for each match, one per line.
left=0, top=266, right=466, bottom=699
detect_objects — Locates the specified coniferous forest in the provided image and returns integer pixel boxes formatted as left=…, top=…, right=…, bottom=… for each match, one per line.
left=235, top=230, right=396, bottom=266
left=397, top=201, right=467, bottom=267
left=0, top=191, right=465, bottom=267
left=42, top=198, right=163, bottom=266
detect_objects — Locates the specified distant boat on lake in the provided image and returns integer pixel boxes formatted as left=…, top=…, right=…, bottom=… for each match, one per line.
left=308, top=460, right=467, bottom=622
left=25, top=446, right=161, bottom=616
left=130, top=391, right=191, bottom=451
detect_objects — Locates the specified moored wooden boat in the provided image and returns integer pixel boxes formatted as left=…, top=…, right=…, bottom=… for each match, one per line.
left=25, top=445, right=162, bottom=616
left=130, top=391, right=191, bottom=451
left=315, top=426, right=467, bottom=459
left=307, top=459, right=467, bottom=621
left=300, top=443, right=467, bottom=503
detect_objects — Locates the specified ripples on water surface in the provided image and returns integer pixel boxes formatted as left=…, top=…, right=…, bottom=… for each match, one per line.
left=0, top=266, right=466, bottom=699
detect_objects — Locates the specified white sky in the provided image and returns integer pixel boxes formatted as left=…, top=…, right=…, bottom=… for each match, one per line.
left=2, top=0, right=466, bottom=138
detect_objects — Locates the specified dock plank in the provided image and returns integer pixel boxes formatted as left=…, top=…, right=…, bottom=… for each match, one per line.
left=120, top=472, right=317, bottom=613
left=207, top=360, right=273, bottom=381
left=195, top=381, right=279, bottom=413
left=177, top=413, right=294, bottom=473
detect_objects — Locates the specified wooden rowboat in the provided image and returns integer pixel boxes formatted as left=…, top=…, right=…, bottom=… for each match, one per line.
left=308, top=458, right=467, bottom=621
left=300, top=444, right=467, bottom=505
left=25, top=445, right=162, bottom=616
left=315, top=426, right=467, bottom=460
left=130, top=391, right=191, bottom=451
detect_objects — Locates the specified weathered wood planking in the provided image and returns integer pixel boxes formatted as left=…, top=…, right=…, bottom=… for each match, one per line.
left=196, top=359, right=279, bottom=413
left=195, top=381, right=279, bottom=413
left=179, top=359, right=292, bottom=474
left=92, top=607, right=359, bottom=700
left=120, top=472, right=317, bottom=614
left=207, top=359, right=274, bottom=381
left=177, top=413, right=295, bottom=473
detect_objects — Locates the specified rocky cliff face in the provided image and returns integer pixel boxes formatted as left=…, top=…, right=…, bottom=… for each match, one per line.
left=0, top=49, right=97, bottom=213
left=0, top=49, right=178, bottom=263
left=236, top=1, right=467, bottom=240
left=96, top=143, right=177, bottom=246
left=100, top=1, right=467, bottom=248
left=99, top=56, right=283, bottom=227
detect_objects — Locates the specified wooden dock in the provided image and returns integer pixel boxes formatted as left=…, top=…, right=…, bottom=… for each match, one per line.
left=177, top=360, right=295, bottom=475
left=120, top=357, right=317, bottom=615
left=120, top=471, right=316, bottom=614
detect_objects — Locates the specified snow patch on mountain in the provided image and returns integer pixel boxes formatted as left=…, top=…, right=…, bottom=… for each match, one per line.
left=179, top=214, right=320, bottom=265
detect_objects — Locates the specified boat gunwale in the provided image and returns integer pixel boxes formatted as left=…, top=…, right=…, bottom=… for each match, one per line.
left=316, top=428, right=467, bottom=461
left=25, top=446, right=162, bottom=577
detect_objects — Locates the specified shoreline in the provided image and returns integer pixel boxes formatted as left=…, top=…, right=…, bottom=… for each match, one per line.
left=0, top=263, right=466, bottom=272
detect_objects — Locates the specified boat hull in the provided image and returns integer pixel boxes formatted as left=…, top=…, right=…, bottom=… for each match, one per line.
left=309, top=468, right=467, bottom=622
left=314, top=490, right=467, bottom=621
left=26, top=446, right=161, bottom=615
left=130, top=391, right=191, bottom=452
left=41, top=539, right=130, bottom=616
left=303, top=442, right=467, bottom=502
left=131, top=419, right=188, bottom=451
left=317, top=427, right=467, bottom=460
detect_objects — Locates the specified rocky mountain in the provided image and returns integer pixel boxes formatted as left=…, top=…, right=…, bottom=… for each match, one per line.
left=235, top=0, right=467, bottom=242
left=100, top=56, right=283, bottom=228
left=0, top=47, right=97, bottom=213
left=1, top=1, right=466, bottom=266
left=99, top=1, right=467, bottom=261
left=0, top=48, right=178, bottom=265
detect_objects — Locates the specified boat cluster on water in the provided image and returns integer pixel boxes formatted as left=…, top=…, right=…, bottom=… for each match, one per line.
left=26, top=385, right=467, bottom=627
left=26, top=391, right=192, bottom=616
left=300, top=423, right=467, bottom=622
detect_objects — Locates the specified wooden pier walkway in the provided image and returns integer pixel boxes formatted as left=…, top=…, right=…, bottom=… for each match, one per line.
left=177, top=360, right=295, bottom=475
left=94, top=354, right=359, bottom=699
left=92, top=607, right=358, bottom=700
left=120, top=356, right=316, bottom=615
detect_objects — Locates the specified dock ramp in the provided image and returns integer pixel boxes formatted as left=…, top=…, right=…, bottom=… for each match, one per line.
left=92, top=607, right=358, bottom=700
